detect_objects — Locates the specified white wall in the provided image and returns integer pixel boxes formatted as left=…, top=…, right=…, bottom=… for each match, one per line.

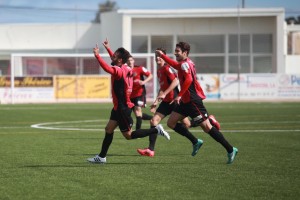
left=0, top=23, right=101, bottom=51
left=286, top=56, right=300, bottom=73
left=100, top=12, right=124, bottom=52
left=132, top=17, right=275, bottom=35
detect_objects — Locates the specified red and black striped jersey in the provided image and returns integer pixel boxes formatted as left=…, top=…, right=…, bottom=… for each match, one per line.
left=130, top=66, right=151, bottom=99
left=157, top=65, right=179, bottom=102
left=160, top=54, right=206, bottom=103
left=95, top=54, right=134, bottom=110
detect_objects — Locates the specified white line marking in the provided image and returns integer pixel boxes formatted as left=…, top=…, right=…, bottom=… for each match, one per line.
left=29, top=120, right=300, bottom=132
left=224, top=121, right=299, bottom=125
left=30, top=120, right=106, bottom=131
left=217, top=129, right=300, bottom=133
left=0, top=127, right=30, bottom=129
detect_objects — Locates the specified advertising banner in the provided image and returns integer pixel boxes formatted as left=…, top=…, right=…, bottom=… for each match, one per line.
left=220, top=74, right=300, bottom=100
left=0, top=77, right=54, bottom=103
left=0, top=77, right=53, bottom=87
left=197, top=74, right=220, bottom=99
left=277, top=74, right=300, bottom=98
left=0, top=87, right=54, bottom=103
left=55, top=76, right=110, bottom=98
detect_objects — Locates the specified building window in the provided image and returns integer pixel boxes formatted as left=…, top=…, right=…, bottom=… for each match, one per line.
left=177, top=35, right=225, bottom=53
left=132, top=36, right=148, bottom=53
left=132, top=33, right=273, bottom=74
left=193, top=56, right=225, bottom=73
left=288, top=31, right=300, bottom=55
left=0, top=60, right=10, bottom=76
left=228, top=34, right=273, bottom=73
left=229, top=56, right=250, bottom=73
left=253, top=56, right=273, bottom=73
left=253, top=34, right=272, bottom=53
left=252, top=34, right=273, bottom=72
left=229, top=35, right=250, bottom=53
left=151, top=35, right=173, bottom=53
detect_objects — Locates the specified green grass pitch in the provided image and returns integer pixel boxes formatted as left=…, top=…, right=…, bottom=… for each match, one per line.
left=0, top=102, right=299, bottom=200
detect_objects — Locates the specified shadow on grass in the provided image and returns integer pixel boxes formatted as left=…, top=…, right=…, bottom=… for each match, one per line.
left=20, top=153, right=197, bottom=168
left=57, top=138, right=126, bottom=140
left=65, top=153, right=189, bottom=157
left=21, top=161, right=197, bottom=168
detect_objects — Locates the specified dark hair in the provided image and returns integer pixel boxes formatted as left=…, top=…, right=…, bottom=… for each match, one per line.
left=115, top=47, right=131, bottom=64
left=176, top=42, right=190, bottom=56
left=156, top=47, right=166, bottom=55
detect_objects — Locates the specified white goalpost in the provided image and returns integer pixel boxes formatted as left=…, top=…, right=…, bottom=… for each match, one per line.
left=5, top=53, right=157, bottom=104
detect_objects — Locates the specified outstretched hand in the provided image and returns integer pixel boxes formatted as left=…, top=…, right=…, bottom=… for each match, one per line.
left=169, top=96, right=182, bottom=105
left=93, top=44, right=99, bottom=56
left=157, top=91, right=166, bottom=102
left=102, top=38, right=110, bottom=49
left=155, top=50, right=163, bottom=57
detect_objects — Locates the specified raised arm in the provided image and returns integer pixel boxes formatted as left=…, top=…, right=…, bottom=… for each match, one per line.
left=156, top=50, right=181, bottom=70
left=102, top=38, right=114, bottom=58
left=93, top=44, right=115, bottom=74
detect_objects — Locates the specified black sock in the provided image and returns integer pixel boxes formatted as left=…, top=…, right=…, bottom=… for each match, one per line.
left=142, top=113, right=152, bottom=120
left=174, top=123, right=198, bottom=145
left=136, top=116, right=142, bottom=130
left=148, top=126, right=157, bottom=151
left=208, top=127, right=233, bottom=153
left=131, top=128, right=157, bottom=139
left=99, top=132, right=114, bottom=158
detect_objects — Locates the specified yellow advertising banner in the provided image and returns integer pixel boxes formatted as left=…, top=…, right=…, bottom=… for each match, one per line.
left=55, top=76, right=110, bottom=98
left=0, top=77, right=53, bottom=87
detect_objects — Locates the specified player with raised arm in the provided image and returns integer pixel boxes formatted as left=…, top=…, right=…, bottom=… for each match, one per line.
left=87, top=41, right=170, bottom=164
left=156, top=42, right=238, bottom=164
left=137, top=48, right=192, bottom=157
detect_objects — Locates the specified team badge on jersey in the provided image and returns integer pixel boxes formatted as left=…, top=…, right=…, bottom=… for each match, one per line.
left=181, top=62, right=190, bottom=72
left=142, top=67, right=148, bottom=73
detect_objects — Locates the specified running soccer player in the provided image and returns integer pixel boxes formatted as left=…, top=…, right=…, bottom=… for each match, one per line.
left=128, top=56, right=153, bottom=130
left=87, top=42, right=170, bottom=164
left=137, top=48, right=192, bottom=157
left=156, top=42, right=238, bottom=164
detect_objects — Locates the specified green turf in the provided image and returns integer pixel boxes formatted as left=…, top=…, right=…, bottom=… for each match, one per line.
left=0, top=102, right=299, bottom=200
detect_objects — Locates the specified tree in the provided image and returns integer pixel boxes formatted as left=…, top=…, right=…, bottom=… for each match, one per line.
left=285, top=16, right=300, bottom=24
left=92, top=0, right=118, bottom=23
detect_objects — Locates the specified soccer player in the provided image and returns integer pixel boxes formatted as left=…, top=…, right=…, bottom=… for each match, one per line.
left=137, top=48, right=192, bottom=157
left=87, top=42, right=170, bottom=164
left=127, top=56, right=153, bottom=130
left=156, top=42, right=238, bottom=164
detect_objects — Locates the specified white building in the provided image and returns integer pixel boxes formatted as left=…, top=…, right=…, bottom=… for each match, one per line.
left=0, top=8, right=299, bottom=103
left=0, top=8, right=299, bottom=75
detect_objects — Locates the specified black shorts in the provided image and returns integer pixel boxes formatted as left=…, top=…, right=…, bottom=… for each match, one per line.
left=156, top=101, right=176, bottom=116
left=130, top=95, right=146, bottom=107
left=110, top=108, right=133, bottom=132
left=173, top=99, right=209, bottom=124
